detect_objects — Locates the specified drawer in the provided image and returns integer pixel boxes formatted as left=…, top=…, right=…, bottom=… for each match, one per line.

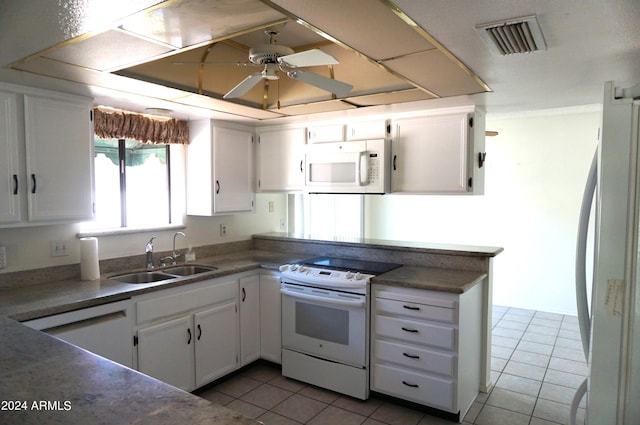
left=375, top=315, right=455, bottom=350
left=375, top=297, right=455, bottom=323
left=136, top=279, right=237, bottom=325
left=374, top=339, right=455, bottom=377
left=372, top=363, right=455, bottom=412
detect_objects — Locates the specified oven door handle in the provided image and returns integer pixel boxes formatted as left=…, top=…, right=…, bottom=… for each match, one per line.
left=280, top=287, right=365, bottom=307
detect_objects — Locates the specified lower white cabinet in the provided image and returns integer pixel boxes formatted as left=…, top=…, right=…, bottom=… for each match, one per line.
left=371, top=284, right=482, bottom=422
left=240, top=274, right=261, bottom=366
left=24, top=300, right=133, bottom=368
left=133, top=278, right=239, bottom=392
left=259, top=272, right=281, bottom=364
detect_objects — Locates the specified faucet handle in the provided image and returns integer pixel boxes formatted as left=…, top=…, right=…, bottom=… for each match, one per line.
left=145, top=236, right=156, bottom=253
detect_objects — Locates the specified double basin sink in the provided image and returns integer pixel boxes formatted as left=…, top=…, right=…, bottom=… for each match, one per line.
left=109, top=265, right=218, bottom=284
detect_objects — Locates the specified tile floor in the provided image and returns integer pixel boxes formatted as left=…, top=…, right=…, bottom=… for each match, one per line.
left=194, top=306, right=588, bottom=425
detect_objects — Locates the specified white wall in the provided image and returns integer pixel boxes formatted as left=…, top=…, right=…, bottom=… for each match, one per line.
left=365, top=107, right=600, bottom=315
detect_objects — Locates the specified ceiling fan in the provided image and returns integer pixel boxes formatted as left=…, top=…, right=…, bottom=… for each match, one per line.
left=177, top=30, right=353, bottom=100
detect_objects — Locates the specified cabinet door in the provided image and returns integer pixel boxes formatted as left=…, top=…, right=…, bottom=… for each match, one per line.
left=24, top=94, right=94, bottom=221
left=194, top=301, right=239, bottom=387
left=307, top=124, right=344, bottom=143
left=391, top=114, right=470, bottom=193
left=137, top=315, right=195, bottom=391
left=240, top=275, right=261, bottom=365
left=256, top=127, right=305, bottom=192
left=259, top=273, right=282, bottom=364
left=213, top=125, right=254, bottom=214
left=346, top=120, right=389, bottom=141
left=0, top=90, right=21, bottom=224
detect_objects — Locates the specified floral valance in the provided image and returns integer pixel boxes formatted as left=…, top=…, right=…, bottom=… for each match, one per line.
left=93, top=108, right=189, bottom=144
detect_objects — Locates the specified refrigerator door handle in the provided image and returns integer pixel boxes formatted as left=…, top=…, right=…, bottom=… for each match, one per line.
left=575, top=149, right=597, bottom=359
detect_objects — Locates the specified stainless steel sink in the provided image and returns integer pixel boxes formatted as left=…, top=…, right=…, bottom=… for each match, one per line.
left=162, top=265, right=217, bottom=276
left=109, top=271, right=175, bottom=284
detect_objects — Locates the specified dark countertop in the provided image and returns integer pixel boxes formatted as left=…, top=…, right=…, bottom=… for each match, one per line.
left=372, top=265, right=487, bottom=294
left=0, top=316, right=255, bottom=425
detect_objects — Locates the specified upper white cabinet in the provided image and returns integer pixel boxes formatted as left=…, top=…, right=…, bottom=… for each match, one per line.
left=0, top=85, right=94, bottom=226
left=0, top=90, right=21, bottom=224
left=345, top=120, right=390, bottom=141
left=24, top=93, right=95, bottom=221
left=391, top=108, right=485, bottom=194
left=256, top=126, right=306, bottom=192
left=187, top=120, right=254, bottom=215
left=307, top=123, right=344, bottom=143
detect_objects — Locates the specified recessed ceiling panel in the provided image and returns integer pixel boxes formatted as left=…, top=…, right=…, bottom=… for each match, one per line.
left=346, top=88, right=435, bottom=106
left=265, top=0, right=434, bottom=60
left=271, top=99, right=356, bottom=116
left=383, top=51, right=488, bottom=97
left=43, top=29, right=174, bottom=71
left=119, top=0, right=287, bottom=48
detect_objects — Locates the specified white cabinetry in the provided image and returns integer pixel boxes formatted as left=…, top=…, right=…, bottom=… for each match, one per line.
left=0, top=84, right=94, bottom=226
left=371, top=284, right=482, bottom=421
left=345, top=120, right=390, bottom=141
left=187, top=120, right=254, bottom=215
left=307, top=124, right=344, bottom=143
left=134, top=278, right=239, bottom=391
left=391, top=108, right=485, bottom=194
left=24, top=300, right=133, bottom=368
left=256, top=126, right=306, bottom=192
left=240, top=274, right=261, bottom=366
left=0, top=90, right=20, bottom=224
left=259, top=271, right=282, bottom=364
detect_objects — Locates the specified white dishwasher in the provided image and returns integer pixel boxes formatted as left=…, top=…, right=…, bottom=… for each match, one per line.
left=24, top=300, right=134, bottom=368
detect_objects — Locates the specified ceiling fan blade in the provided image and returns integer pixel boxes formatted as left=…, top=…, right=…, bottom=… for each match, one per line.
left=287, top=69, right=352, bottom=97
left=279, top=49, right=339, bottom=67
left=223, top=72, right=264, bottom=99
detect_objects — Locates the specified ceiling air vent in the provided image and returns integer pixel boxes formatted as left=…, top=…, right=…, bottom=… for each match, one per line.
left=476, top=15, right=547, bottom=55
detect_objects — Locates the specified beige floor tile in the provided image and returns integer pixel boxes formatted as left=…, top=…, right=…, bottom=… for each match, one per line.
left=503, top=360, right=547, bottom=381
left=495, top=373, right=542, bottom=397
left=256, top=410, right=303, bottom=425
left=226, top=398, right=266, bottom=419
left=272, top=394, right=328, bottom=423
left=332, top=395, right=383, bottom=417
left=532, top=398, right=572, bottom=424
left=475, top=404, right=530, bottom=425
left=485, top=387, right=536, bottom=416
left=299, top=385, right=340, bottom=404
left=307, top=405, right=366, bottom=425
left=369, top=402, right=424, bottom=425
left=240, top=383, right=293, bottom=410
left=213, top=375, right=262, bottom=398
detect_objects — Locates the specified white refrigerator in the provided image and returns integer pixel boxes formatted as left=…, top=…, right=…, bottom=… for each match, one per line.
left=573, top=81, right=640, bottom=424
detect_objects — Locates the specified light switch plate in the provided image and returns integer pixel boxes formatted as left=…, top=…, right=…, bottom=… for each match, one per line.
left=50, top=240, right=69, bottom=257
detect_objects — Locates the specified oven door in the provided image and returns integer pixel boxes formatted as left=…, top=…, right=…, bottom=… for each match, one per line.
left=281, top=281, right=367, bottom=367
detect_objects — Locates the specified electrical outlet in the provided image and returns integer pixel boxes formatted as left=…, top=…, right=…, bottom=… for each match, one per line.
left=0, top=246, right=6, bottom=268
left=220, top=224, right=227, bottom=237
left=50, top=240, right=69, bottom=257
left=268, top=201, right=274, bottom=213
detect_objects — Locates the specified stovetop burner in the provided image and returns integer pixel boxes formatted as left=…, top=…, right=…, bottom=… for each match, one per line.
left=301, top=256, right=401, bottom=275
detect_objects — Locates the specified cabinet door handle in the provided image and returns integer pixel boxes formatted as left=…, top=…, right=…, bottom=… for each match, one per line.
left=401, top=327, right=418, bottom=333
left=12, top=174, right=18, bottom=195
left=197, top=324, right=202, bottom=341
left=31, top=174, right=37, bottom=194
left=187, top=328, right=192, bottom=344
left=403, top=305, right=420, bottom=311
left=402, top=380, right=419, bottom=388
left=393, top=155, right=397, bottom=171
left=403, top=352, right=420, bottom=359
left=215, top=180, right=220, bottom=194
left=242, top=287, right=246, bottom=302
left=300, top=160, right=303, bottom=173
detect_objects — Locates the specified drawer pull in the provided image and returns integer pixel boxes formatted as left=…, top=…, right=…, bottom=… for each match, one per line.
left=403, top=352, right=420, bottom=359
left=402, top=380, right=419, bottom=388
left=403, top=305, right=421, bottom=311
left=401, top=326, right=419, bottom=333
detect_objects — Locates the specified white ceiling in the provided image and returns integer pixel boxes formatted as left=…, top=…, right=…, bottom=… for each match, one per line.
left=1, top=0, right=639, bottom=122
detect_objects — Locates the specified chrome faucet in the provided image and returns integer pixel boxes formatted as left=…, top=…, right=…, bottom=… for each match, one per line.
left=171, top=231, right=187, bottom=265
left=145, top=236, right=156, bottom=270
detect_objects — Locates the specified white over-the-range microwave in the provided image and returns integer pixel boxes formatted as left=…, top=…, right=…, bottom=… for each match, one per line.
left=304, top=139, right=391, bottom=194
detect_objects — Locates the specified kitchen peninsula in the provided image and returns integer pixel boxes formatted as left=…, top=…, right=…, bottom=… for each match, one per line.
left=0, top=233, right=502, bottom=424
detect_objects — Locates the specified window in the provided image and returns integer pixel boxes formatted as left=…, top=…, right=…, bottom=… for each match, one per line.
left=93, top=137, right=172, bottom=228
left=300, top=194, right=363, bottom=238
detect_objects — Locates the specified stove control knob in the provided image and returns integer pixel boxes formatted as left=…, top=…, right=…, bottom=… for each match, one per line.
left=354, top=272, right=363, bottom=280
left=291, top=264, right=298, bottom=271
left=279, top=264, right=289, bottom=272
left=345, top=271, right=354, bottom=279
left=299, top=266, right=307, bottom=273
